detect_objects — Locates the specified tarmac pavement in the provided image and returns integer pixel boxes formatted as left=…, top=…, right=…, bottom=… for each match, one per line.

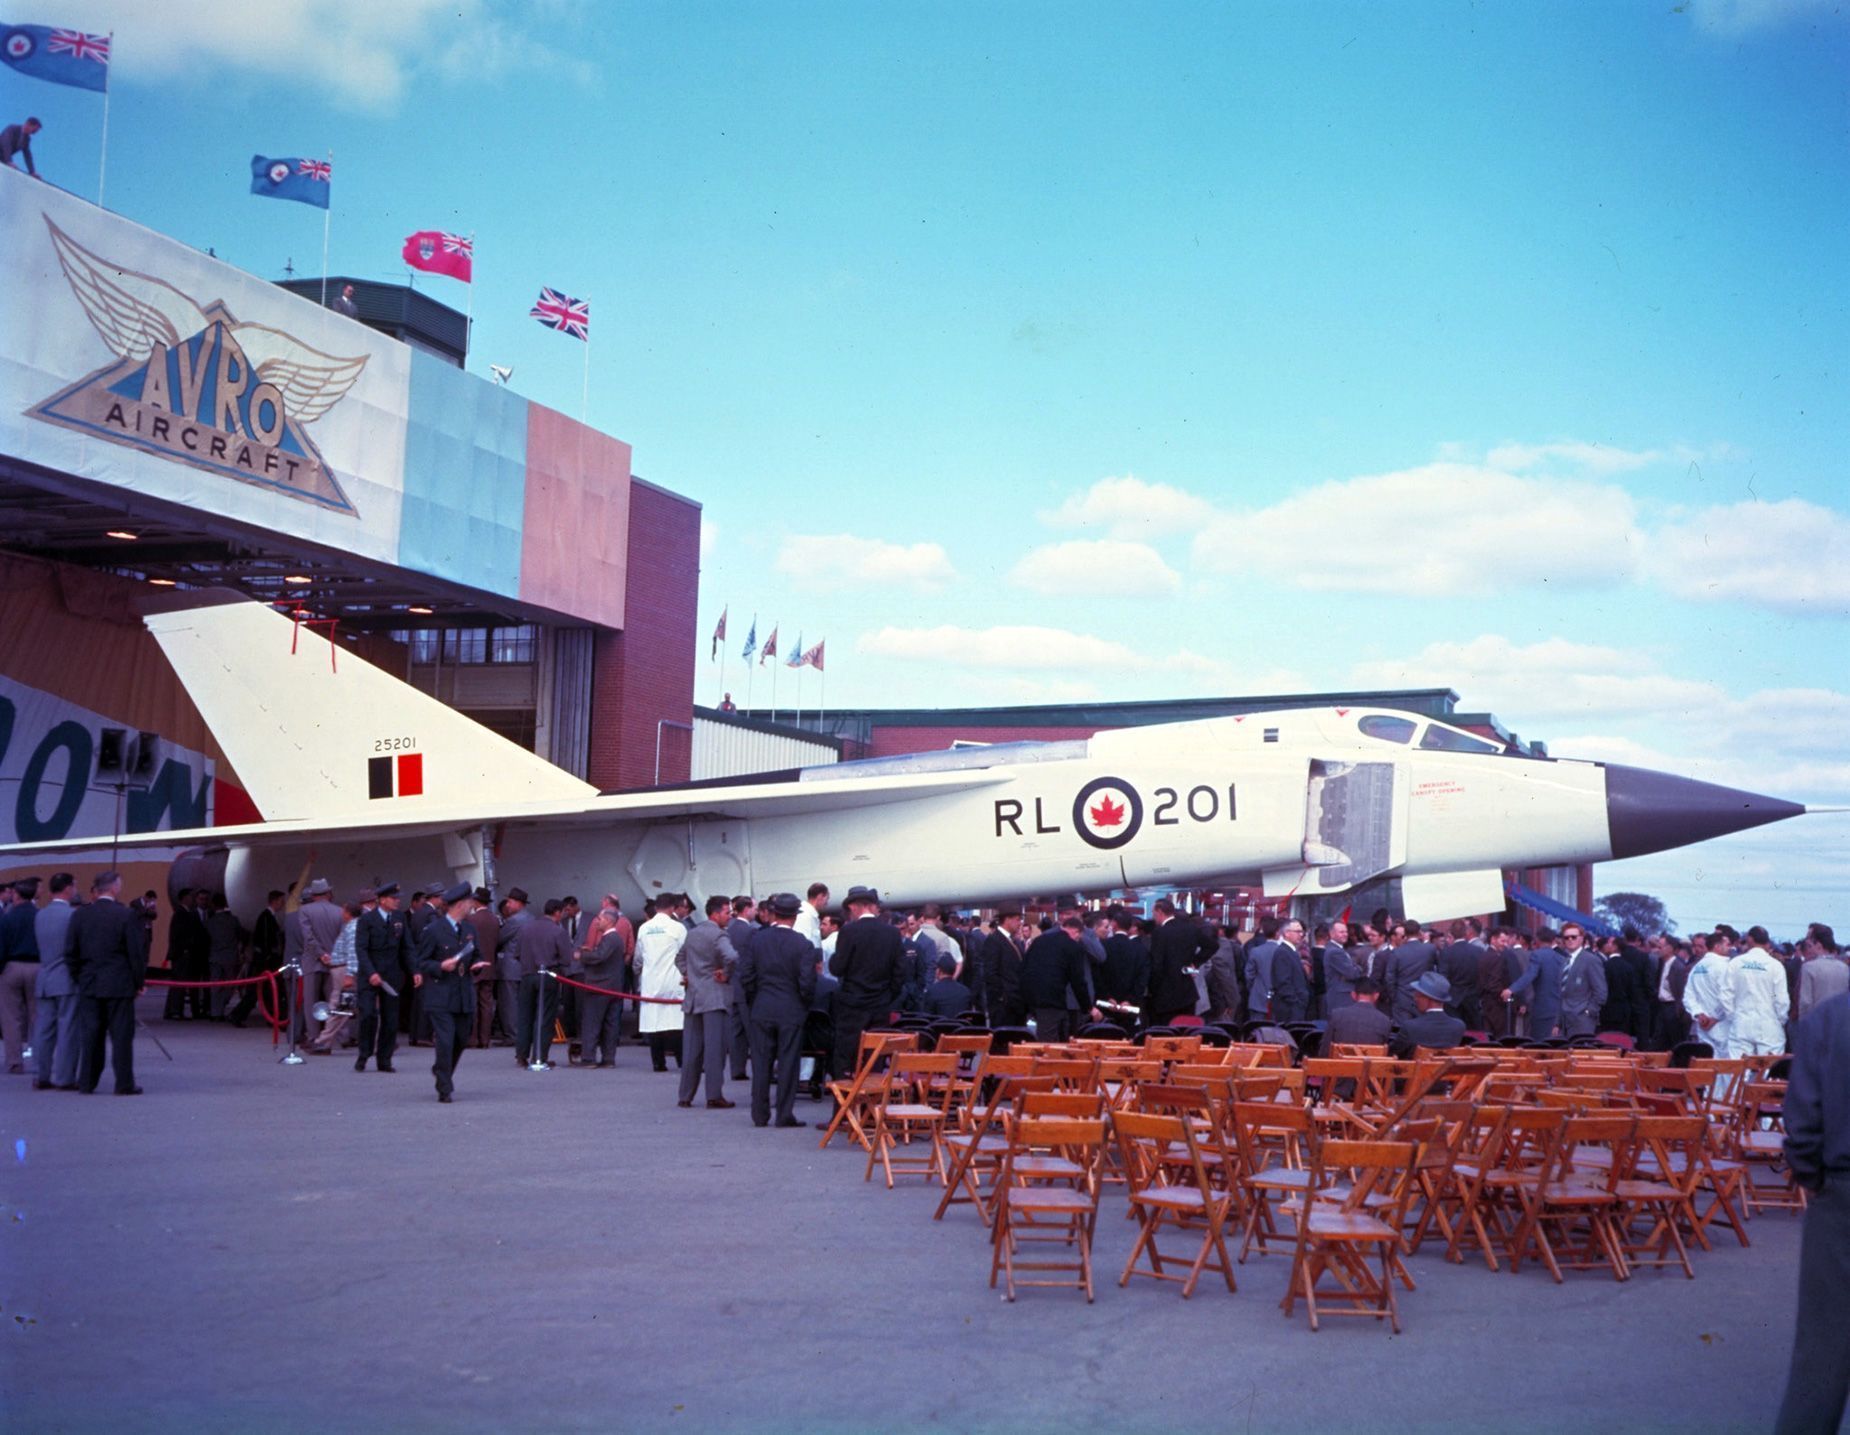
left=0, top=1002, right=1807, bottom=1433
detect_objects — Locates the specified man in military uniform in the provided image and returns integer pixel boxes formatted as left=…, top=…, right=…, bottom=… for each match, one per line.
left=413, top=883, right=486, bottom=1103
left=354, top=883, right=418, bottom=1072
left=740, top=893, right=818, bottom=1128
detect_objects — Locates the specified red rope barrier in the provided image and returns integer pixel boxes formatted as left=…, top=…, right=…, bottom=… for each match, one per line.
left=549, top=972, right=684, bottom=1005
left=145, top=971, right=285, bottom=1045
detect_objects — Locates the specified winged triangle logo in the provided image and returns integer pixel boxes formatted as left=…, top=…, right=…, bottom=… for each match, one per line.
left=28, top=216, right=370, bottom=516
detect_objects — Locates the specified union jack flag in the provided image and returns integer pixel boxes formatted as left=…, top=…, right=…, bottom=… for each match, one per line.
left=47, top=29, right=110, bottom=63
left=295, top=158, right=332, bottom=182
left=442, top=233, right=473, bottom=256
left=530, top=287, right=589, bottom=341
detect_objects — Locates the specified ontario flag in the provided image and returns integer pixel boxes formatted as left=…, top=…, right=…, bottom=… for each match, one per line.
left=710, top=605, right=727, bottom=660
left=402, top=230, right=473, bottom=282
left=759, top=626, right=778, bottom=665
left=530, top=287, right=589, bottom=340
left=801, top=639, right=825, bottom=672
left=368, top=751, right=424, bottom=800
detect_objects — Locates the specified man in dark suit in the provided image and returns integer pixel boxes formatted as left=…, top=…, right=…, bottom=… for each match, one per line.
left=65, top=871, right=147, bottom=1095
left=1438, top=919, right=1487, bottom=1029
left=1326, top=977, right=1394, bottom=1048
left=163, top=888, right=209, bottom=1021
left=1478, top=926, right=1520, bottom=1037
left=1146, top=899, right=1215, bottom=1026
left=1022, top=917, right=1093, bottom=1040
left=920, top=954, right=974, bottom=1018
left=1268, top=918, right=1311, bottom=1024
left=1774, top=990, right=1850, bottom=1435
left=354, top=882, right=416, bottom=1072
left=1390, top=971, right=1467, bottom=1057
left=413, top=884, right=485, bottom=1102
left=1386, top=924, right=1438, bottom=1027
left=229, top=889, right=286, bottom=1027
left=516, top=899, right=574, bottom=1068
left=825, top=886, right=903, bottom=1111
left=739, top=893, right=819, bottom=1127
left=982, top=909, right=1027, bottom=1026
left=1322, top=921, right=1360, bottom=1011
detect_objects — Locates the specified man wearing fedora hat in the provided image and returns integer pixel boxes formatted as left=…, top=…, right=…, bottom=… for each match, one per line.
left=1390, top=970, right=1467, bottom=1058
left=823, top=885, right=904, bottom=1119
left=414, top=883, right=486, bottom=1102
left=295, top=878, right=344, bottom=1046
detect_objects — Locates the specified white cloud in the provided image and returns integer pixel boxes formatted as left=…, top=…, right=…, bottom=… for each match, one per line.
left=1042, top=475, right=1215, bottom=538
left=698, top=519, right=719, bottom=562
left=776, top=534, right=957, bottom=592
left=1348, top=635, right=1722, bottom=722
left=60, top=0, right=589, bottom=110
left=858, top=624, right=1228, bottom=680
left=1009, top=540, right=1181, bottom=598
left=1684, top=0, right=1845, bottom=36
left=1192, top=464, right=1644, bottom=596
left=1485, top=440, right=1663, bottom=475
left=1652, top=499, right=1850, bottom=615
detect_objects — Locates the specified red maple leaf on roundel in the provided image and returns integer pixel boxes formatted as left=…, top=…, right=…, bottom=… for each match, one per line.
left=1089, top=794, right=1127, bottom=828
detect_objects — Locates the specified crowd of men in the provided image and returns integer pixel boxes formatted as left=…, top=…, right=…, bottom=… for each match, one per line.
left=1, top=868, right=1840, bottom=1103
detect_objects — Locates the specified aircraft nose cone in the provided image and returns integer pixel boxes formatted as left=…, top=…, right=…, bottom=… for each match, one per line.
left=1604, top=763, right=1806, bottom=861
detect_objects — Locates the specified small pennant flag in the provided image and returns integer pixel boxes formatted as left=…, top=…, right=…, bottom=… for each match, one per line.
left=250, top=154, right=331, bottom=209
left=1, top=24, right=110, bottom=92
left=402, top=229, right=473, bottom=282
left=801, top=639, right=825, bottom=672
left=710, top=606, right=727, bottom=660
left=760, top=626, right=778, bottom=665
left=530, top=286, right=589, bottom=340
left=741, top=616, right=757, bottom=662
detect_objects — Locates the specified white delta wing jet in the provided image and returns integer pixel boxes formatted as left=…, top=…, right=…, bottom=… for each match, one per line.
left=1, top=595, right=1829, bottom=920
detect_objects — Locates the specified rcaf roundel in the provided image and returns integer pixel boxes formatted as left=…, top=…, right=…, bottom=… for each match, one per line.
left=1072, top=775, right=1142, bottom=850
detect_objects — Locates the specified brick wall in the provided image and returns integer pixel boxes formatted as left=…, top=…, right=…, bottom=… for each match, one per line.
left=587, top=478, right=701, bottom=790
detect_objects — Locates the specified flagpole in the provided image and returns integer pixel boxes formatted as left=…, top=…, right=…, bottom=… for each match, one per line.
left=318, top=150, right=332, bottom=306
left=770, top=642, right=778, bottom=724
left=581, top=295, right=591, bottom=423
left=96, top=33, right=113, bottom=208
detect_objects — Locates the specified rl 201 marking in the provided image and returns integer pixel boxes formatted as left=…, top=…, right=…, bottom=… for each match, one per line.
left=994, top=778, right=1238, bottom=849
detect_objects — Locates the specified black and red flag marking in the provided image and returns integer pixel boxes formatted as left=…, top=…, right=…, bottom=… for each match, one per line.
left=368, top=753, right=424, bottom=799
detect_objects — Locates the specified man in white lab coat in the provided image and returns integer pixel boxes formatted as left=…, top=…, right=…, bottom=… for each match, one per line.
left=1726, top=926, right=1791, bottom=1059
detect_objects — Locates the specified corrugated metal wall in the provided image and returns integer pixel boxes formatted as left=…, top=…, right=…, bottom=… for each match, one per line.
left=692, top=717, right=838, bottom=780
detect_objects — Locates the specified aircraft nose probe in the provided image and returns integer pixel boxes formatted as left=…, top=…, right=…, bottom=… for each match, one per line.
left=1602, top=763, right=1812, bottom=862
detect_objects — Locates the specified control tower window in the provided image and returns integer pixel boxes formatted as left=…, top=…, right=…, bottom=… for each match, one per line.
left=1357, top=714, right=1416, bottom=744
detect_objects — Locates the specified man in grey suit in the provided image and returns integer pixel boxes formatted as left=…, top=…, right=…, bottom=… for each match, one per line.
left=1505, top=933, right=1567, bottom=1039
left=1243, top=918, right=1282, bottom=1021
left=676, top=896, right=739, bottom=1109
left=577, top=919, right=627, bottom=1068
left=494, top=887, right=533, bottom=1044
left=295, top=879, right=345, bottom=1046
left=1321, top=920, right=1359, bottom=1011
left=1557, top=923, right=1609, bottom=1038
left=32, top=873, right=80, bottom=1090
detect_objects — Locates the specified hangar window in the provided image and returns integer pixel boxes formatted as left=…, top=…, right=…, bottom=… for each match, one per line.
left=1419, top=724, right=1502, bottom=755
left=490, top=625, right=537, bottom=664
left=1357, top=715, right=1416, bottom=744
left=442, top=628, right=488, bottom=664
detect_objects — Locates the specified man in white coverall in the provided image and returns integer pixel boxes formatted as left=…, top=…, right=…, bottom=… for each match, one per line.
left=1684, top=928, right=1737, bottom=1056
left=1726, top=926, right=1791, bottom=1059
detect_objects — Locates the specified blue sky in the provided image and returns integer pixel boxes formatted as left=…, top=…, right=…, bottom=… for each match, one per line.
left=9, top=0, right=1846, bottom=933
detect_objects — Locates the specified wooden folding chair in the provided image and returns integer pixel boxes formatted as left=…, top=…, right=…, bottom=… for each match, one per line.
left=989, top=1116, right=1107, bottom=1301
left=1114, top=1110, right=1239, bottom=1298
left=1233, top=1099, right=1314, bottom=1260
left=1143, top=1033, right=1205, bottom=1065
left=1031, top=1055, right=1101, bottom=1093
left=1614, top=1114, right=1709, bottom=1278
left=1735, top=1078, right=1807, bottom=1216
left=1439, top=1104, right=1514, bottom=1270
left=934, top=1071, right=1054, bottom=1223
left=864, top=1053, right=960, bottom=1188
left=818, top=1031, right=917, bottom=1150
left=1282, top=1138, right=1422, bottom=1333
left=1507, top=1113, right=1636, bottom=1283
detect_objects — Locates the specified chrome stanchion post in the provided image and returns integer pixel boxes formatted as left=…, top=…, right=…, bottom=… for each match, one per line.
left=280, top=959, right=306, bottom=1065
left=527, top=967, right=552, bottom=1071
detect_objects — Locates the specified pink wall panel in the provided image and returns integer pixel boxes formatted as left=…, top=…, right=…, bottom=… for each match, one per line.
left=520, top=404, right=632, bottom=630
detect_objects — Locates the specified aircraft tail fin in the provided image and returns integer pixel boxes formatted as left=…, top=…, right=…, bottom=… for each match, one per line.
left=143, top=594, right=597, bottom=821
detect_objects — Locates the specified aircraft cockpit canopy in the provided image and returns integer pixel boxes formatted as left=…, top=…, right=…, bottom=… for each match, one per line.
left=1355, top=713, right=1503, bottom=755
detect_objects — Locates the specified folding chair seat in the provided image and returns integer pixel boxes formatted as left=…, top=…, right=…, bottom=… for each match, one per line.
left=1282, top=1138, right=1423, bottom=1333
left=1114, top=1110, right=1239, bottom=1298
left=864, top=1053, right=961, bottom=1188
left=989, top=1117, right=1107, bottom=1301
left=935, top=1072, right=1055, bottom=1224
